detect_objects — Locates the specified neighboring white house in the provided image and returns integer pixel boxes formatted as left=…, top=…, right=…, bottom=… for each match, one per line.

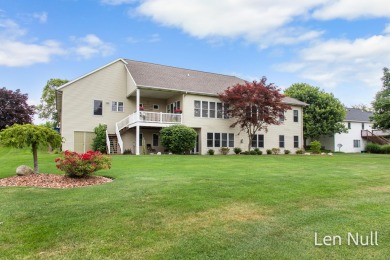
left=317, top=108, right=389, bottom=153
left=56, top=58, right=307, bottom=155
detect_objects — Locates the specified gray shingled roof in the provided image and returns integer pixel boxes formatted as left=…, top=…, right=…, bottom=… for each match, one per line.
left=345, top=108, right=373, bottom=122
left=124, top=59, right=306, bottom=106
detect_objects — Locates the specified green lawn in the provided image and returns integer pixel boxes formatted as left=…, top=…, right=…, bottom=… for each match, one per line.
left=0, top=146, right=389, bottom=259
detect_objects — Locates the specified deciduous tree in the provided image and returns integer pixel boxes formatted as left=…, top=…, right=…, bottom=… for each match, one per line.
left=0, top=124, right=62, bottom=173
left=37, top=78, right=68, bottom=126
left=284, top=83, right=347, bottom=145
left=219, top=77, right=291, bottom=152
left=0, top=87, right=35, bottom=131
left=371, top=67, right=390, bottom=130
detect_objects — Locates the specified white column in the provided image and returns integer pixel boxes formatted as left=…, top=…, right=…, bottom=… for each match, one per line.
left=136, top=88, right=140, bottom=113
left=136, top=88, right=140, bottom=155
left=136, top=124, right=140, bottom=155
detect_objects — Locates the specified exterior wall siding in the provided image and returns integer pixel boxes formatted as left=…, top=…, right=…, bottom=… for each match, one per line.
left=61, top=60, right=128, bottom=151
left=334, top=121, right=372, bottom=153
left=182, top=94, right=304, bottom=154
left=60, top=62, right=305, bottom=154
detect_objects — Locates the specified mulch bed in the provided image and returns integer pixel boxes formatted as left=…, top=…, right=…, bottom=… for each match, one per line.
left=0, top=174, right=113, bottom=189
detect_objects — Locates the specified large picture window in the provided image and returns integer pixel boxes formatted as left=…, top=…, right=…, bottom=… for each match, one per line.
left=207, top=132, right=235, bottom=148
left=93, top=100, right=103, bottom=115
left=194, top=100, right=228, bottom=119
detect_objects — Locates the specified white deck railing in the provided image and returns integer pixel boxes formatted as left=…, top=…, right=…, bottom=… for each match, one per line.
left=117, top=111, right=182, bottom=131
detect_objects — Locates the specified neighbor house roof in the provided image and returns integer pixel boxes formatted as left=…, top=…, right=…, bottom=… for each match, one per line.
left=345, top=108, right=372, bottom=122
left=124, top=59, right=307, bottom=106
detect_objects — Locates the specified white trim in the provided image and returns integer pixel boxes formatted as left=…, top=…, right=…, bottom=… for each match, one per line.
left=57, top=58, right=127, bottom=90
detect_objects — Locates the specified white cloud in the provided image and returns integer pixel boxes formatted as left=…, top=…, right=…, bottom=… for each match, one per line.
left=71, top=34, right=115, bottom=59
left=0, top=18, right=65, bottom=66
left=277, top=34, right=390, bottom=90
left=136, top=0, right=327, bottom=45
left=384, top=24, right=390, bottom=34
left=313, top=0, right=390, bottom=20
left=101, top=0, right=135, bottom=5
left=32, top=12, right=48, bottom=23
left=0, top=40, right=64, bottom=66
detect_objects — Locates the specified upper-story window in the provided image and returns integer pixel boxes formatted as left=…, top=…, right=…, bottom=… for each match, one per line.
left=362, top=123, right=365, bottom=130
left=293, top=110, right=299, bottom=122
left=348, top=122, right=351, bottom=129
left=112, top=101, right=124, bottom=112
left=279, top=112, right=285, bottom=122
left=93, top=100, right=103, bottom=115
left=195, top=100, right=229, bottom=119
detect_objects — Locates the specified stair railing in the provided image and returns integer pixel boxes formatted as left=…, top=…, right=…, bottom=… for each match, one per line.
left=115, top=123, right=124, bottom=154
left=106, top=130, right=111, bottom=154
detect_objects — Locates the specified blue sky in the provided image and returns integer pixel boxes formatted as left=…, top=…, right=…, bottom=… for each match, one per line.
left=1, top=0, right=390, bottom=123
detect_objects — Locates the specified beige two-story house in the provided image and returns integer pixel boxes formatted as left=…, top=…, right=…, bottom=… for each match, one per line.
left=56, top=58, right=306, bottom=155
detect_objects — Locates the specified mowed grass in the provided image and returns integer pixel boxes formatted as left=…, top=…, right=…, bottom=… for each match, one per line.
left=0, top=146, right=389, bottom=259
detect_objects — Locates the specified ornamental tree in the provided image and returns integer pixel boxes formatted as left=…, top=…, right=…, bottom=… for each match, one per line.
left=0, top=87, right=35, bottom=131
left=36, top=78, right=69, bottom=127
left=371, top=67, right=390, bottom=130
left=0, top=124, right=62, bottom=174
left=219, top=77, right=291, bottom=152
left=284, top=83, right=347, bottom=145
left=160, top=125, right=197, bottom=154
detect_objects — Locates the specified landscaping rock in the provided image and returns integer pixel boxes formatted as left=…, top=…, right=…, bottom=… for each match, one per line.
left=16, top=165, right=34, bottom=176
left=157, top=152, right=162, bottom=155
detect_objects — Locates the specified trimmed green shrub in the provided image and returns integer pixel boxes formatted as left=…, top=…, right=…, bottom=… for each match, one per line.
left=207, top=149, right=215, bottom=155
left=249, top=150, right=257, bottom=155
left=220, top=147, right=230, bottom=155
left=92, top=124, right=107, bottom=153
left=266, top=149, right=272, bottom=155
left=366, top=143, right=390, bottom=154
left=240, top=151, right=249, bottom=155
left=257, top=150, right=263, bottom=155
left=284, top=149, right=291, bottom=154
left=310, top=140, right=321, bottom=154
left=383, top=145, right=390, bottom=154
left=366, top=143, right=382, bottom=153
left=271, top=148, right=280, bottom=155
left=160, top=125, right=197, bottom=154
left=233, top=147, right=242, bottom=154
left=295, top=149, right=304, bottom=154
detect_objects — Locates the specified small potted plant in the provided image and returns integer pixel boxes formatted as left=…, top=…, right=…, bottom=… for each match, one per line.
left=174, top=109, right=182, bottom=114
left=139, top=106, right=144, bottom=111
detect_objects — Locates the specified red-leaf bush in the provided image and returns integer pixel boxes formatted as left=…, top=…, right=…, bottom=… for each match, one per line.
left=55, top=150, right=111, bottom=178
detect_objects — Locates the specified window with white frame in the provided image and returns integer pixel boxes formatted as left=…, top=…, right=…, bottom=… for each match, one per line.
left=293, top=110, right=299, bottom=122
left=207, top=132, right=235, bottom=148
left=195, top=100, right=229, bottom=119
left=294, top=136, right=299, bottom=148
left=251, top=134, right=264, bottom=148
left=353, top=140, right=361, bottom=148
left=112, top=101, right=124, bottom=112
left=93, top=100, right=103, bottom=115
left=279, top=135, right=285, bottom=148
left=194, top=101, right=201, bottom=117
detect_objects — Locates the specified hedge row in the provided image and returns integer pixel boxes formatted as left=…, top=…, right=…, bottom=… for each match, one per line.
left=365, top=143, right=390, bottom=154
